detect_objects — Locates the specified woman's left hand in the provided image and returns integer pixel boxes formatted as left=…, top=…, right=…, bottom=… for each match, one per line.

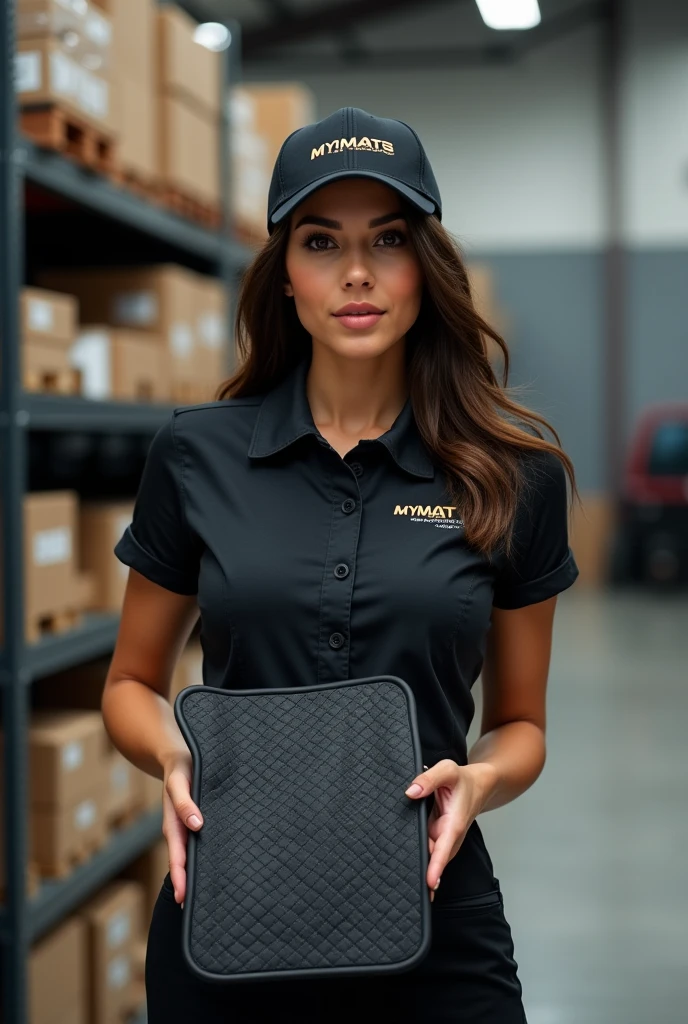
left=404, top=760, right=498, bottom=901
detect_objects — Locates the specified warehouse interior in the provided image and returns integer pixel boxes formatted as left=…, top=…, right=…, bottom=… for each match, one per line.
left=1, top=0, right=687, bottom=1021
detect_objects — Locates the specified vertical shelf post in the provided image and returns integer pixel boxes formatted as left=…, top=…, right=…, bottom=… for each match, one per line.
left=0, top=0, right=31, bottom=1022
left=221, top=18, right=244, bottom=377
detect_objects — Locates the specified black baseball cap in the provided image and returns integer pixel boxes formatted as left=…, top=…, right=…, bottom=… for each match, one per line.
left=267, top=107, right=442, bottom=234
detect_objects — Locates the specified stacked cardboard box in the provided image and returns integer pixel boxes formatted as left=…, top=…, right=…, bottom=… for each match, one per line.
left=37, top=265, right=230, bottom=402
left=79, top=880, right=146, bottom=1024
left=20, top=490, right=95, bottom=643
left=20, top=286, right=79, bottom=394
left=70, top=326, right=169, bottom=402
left=29, top=711, right=109, bottom=877
left=230, top=83, right=316, bottom=244
left=78, top=500, right=134, bottom=612
left=21, top=283, right=171, bottom=403
left=29, top=916, right=88, bottom=1024
left=195, top=273, right=231, bottom=390
left=16, top=0, right=114, bottom=134
left=108, top=0, right=159, bottom=186
left=29, top=657, right=157, bottom=824
left=0, top=711, right=109, bottom=879
left=157, top=5, right=220, bottom=209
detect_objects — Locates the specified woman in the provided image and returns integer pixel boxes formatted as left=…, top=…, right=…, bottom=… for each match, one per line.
left=103, top=107, right=580, bottom=1023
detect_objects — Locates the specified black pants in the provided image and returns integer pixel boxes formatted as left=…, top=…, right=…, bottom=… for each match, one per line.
left=145, top=869, right=527, bottom=1023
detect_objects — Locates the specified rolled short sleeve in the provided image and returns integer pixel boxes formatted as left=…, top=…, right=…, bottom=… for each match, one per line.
left=114, top=414, right=200, bottom=595
left=492, top=449, right=579, bottom=610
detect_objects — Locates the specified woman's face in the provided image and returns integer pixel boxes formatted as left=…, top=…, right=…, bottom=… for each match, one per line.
left=284, top=178, right=424, bottom=360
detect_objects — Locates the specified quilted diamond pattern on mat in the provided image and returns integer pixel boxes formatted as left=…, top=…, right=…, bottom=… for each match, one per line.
left=176, top=677, right=429, bottom=980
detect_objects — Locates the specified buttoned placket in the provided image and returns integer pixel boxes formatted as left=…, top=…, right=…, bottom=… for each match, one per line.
left=314, top=435, right=365, bottom=684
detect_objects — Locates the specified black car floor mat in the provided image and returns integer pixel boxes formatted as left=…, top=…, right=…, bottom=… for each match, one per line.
left=174, top=675, right=432, bottom=983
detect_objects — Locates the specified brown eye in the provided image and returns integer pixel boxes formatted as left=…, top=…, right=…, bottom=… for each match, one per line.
left=376, top=229, right=406, bottom=247
left=303, top=232, right=336, bottom=250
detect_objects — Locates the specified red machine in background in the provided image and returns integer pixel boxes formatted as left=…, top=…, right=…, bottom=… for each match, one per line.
left=609, top=403, right=688, bottom=587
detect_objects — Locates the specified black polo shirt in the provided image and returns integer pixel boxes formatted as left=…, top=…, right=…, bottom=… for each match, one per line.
left=114, top=352, right=579, bottom=896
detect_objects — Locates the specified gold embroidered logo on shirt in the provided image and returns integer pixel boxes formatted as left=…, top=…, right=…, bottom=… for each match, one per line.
left=393, top=505, right=464, bottom=530
left=311, top=137, right=395, bottom=160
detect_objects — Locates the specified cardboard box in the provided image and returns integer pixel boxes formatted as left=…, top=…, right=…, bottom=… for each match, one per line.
left=18, top=0, right=112, bottom=74
left=105, top=748, right=136, bottom=823
left=23, top=491, right=79, bottom=641
left=160, top=94, right=219, bottom=205
left=157, top=6, right=220, bottom=118
left=21, top=286, right=77, bottom=344
left=122, top=838, right=169, bottom=928
left=570, top=493, right=615, bottom=587
left=70, top=327, right=168, bottom=401
left=241, top=83, right=315, bottom=166
left=194, top=274, right=229, bottom=389
left=107, top=0, right=158, bottom=179
left=28, top=709, right=107, bottom=808
left=36, top=265, right=200, bottom=392
left=109, top=0, right=155, bottom=83
left=29, top=916, right=88, bottom=1024
left=17, top=0, right=84, bottom=41
left=22, top=338, right=75, bottom=392
left=31, top=790, right=108, bottom=876
left=15, top=36, right=111, bottom=131
left=80, top=880, right=145, bottom=1024
left=229, top=84, right=315, bottom=242
left=78, top=501, right=134, bottom=613
left=111, top=73, right=158, bottom=182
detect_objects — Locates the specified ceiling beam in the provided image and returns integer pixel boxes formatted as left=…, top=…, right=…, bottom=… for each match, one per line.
left=243, top=0, right=466, bottom=55
left=247, top=43, right=513, bottom=71
left=244, top=0, right=609, bottom=67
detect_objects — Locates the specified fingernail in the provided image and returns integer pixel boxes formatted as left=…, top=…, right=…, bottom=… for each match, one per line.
left=188, top=814, right=202, bottom=829
left=434, top=878, right=441, bottom=890
left=405, top=783, right=423, bottom=797
left=181, top=902, right=184, bottom=910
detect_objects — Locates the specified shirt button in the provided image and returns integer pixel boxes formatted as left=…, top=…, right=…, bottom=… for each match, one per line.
left=329, top=632, right=345, bottom=649
left=350, top=462, right=363, bottom=477
left=341, top=498, right=356, bottom=514
left=334, top=563, right=349, bottom=579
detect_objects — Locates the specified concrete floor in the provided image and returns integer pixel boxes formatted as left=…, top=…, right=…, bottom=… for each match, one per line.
left=469, top=589, right=688, bottom=1024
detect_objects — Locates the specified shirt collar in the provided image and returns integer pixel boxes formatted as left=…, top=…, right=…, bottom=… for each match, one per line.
left=247, top=355, right=435, bottom=480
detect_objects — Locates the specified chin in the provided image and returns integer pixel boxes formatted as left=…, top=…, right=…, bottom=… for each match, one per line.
left=325, top=336, right=399, bottom=361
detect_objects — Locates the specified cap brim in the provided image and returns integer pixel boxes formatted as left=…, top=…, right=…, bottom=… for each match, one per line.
left=269, top=170, right=437, bottom=229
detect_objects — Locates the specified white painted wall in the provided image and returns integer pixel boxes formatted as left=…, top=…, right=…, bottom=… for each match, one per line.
left=244, top=0, right=688, bottom=251
left=622, top=0, right=688, bottom=247
left=245, top=21, right=606, bottom=252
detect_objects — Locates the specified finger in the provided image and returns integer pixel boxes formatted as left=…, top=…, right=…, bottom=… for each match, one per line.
left=162, top=789, right=188, bottom=903
left=426, top=826, right=463, bottom=890
left=405, top=758, right=458, bottom=798
left=167, top=768, right=204, bottom=831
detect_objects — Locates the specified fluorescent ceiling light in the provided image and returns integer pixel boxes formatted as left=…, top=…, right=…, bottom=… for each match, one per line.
left=475, top=0, right=541, bottom=30
left=194, top=22, right=232, bottom=51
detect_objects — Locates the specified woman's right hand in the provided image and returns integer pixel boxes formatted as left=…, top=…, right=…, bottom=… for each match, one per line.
left=162, top=751, right=204, bottom=906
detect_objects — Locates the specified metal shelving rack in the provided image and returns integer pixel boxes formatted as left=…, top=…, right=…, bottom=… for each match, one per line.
left=0, top=4, right=249, bottom=1020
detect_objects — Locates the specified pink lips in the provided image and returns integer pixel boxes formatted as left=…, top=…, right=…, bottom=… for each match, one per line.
left=333, top=302, right=385, bottom=330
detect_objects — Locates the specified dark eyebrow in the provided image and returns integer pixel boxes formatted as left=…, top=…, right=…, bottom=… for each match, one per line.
left=293, top=211, right=406, bottom=231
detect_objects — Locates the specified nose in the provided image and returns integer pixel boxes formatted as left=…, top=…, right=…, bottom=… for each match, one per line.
left=342, top=250, right=374, bottom=289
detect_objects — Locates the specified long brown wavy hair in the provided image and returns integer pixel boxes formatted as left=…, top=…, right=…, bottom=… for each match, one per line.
left=216, top=203, right=580, bottom=559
